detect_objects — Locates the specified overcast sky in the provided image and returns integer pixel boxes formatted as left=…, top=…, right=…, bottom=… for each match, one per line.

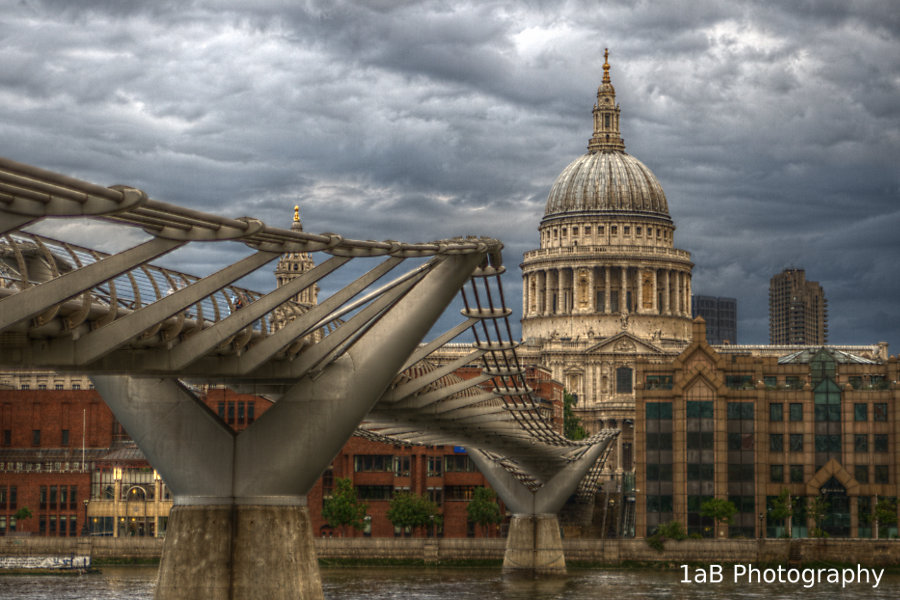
left=3, top=1, right=899, bottom=352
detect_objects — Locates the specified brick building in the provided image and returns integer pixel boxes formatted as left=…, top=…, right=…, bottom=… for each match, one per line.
left=0, top=389, right=114, bottom=537
left=635, top=318, right=899, bottom=538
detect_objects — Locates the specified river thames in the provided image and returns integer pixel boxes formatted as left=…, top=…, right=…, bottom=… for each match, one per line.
left=1, top=566, right=900, bottom=599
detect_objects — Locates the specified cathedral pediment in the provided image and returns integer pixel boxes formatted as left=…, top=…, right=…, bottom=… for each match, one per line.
left=585, top=331, right=666, bottom=356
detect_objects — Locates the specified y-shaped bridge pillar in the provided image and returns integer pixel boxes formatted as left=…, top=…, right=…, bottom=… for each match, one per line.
left=93, top=253, right=482, bottom=600
left=468, top=443, right=609, bottom=576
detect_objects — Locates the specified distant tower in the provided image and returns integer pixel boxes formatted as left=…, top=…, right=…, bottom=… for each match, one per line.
left=274, top=205, right=318, bottom=306
left=769, top=268, right=827, bottom=345
left=691, top=295, right=738, bottom=344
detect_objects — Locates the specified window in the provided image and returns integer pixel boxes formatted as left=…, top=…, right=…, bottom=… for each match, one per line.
left=636, top=227, right=641, bottom=236
left=854, top=403, right=868, bottom=421
left=790, top=465, right=804, bottom=483
left=217, top=402, right=225, bottom=419
left=2, top=430, right=10, bottom=446
left=32, top=430, right=41, bottom=446
left=599, top=226, right=604, bottom=235
left=40, top=486, right=47, bottom=510
left=646, top=463, right=673, bottom=481
left=616, top=367, right=632, bottom=394
left=815, top=434, right=841, bottom=453
left=727, top=402, right=754, bottom=420
left=725, top=375, right=753, bottom=390
left=353, top=455, right=393, bottom=472
left=445, top=485, right=477, bottom=501
left=814, top=379, right=841, bottom=422
left=444, top=455, right=476, bottom=472
left=686, top=463, right=713, bottom=481
left=874, top=434, right=888, bottom=453
left=789, top=403, right=803, bottom=421
left=247, top=404, right=255, bottom=424
left=769, top=403, right=783, bottom=421
left=686, top=401, right=713, bottom=418
left=785, top=376, right=801, bottom=390
left=855, top=465, right=869, bottom=483
left=426, top=456, right=442, bottom=477
left=611, top=226, right=617, bottom=235
left=875, top=465, right=889, bottom=484
left=764, top=376, right=777, bottom=389
left=624, top=226, right=630, bottom=235
left=645, top=402, right=672, bottom=420
left=874, top=403, right=888, bottom=421
left=770, top=434, right=784, bottom=452
left=686, top=432, right=714, bottom=450
left=789, top=434, right=804, bottom=452
left=855, top=434, right=869, bottom=452
left=770, top=464, right=784, bottom=483
left=645, top=375, right=673, bottom=390
left=61, top=429, right=70, bottom=447
left=393, top=455, right=411, bottom=477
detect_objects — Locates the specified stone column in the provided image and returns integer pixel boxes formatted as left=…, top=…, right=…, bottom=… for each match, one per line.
left=620, top=265, right=628, bottom=313
left=636, top=268, right=644, bottom=314
left=652, top=269, right=659, bottom=314
left=522, top=273, right=530, bottom=317
left=588, top=267, right=596, bottom=313
left=685, top=274, right=692, bottom=316
left=544, top=269, right=553, bottom=316
left=664, top=270, right=671, bottom=315
left=604, top=267, right=611, bottom=314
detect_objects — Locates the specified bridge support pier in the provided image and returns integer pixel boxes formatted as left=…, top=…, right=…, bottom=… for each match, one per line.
left=503, top=513, right=565, bottom=575
left=158, top=504, right=321, bottom=600
left=468, top=441, right=613, bottom=577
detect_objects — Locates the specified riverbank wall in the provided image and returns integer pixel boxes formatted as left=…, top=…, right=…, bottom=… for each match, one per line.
left=3, top=537, right=900, bottom=566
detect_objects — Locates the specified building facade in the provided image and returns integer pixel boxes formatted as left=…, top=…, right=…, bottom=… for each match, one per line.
left=635, top=318, right=899, bottom=538
left=692, top=295, right=738, bottom=345
left=769, top=268, right=828, bottom=345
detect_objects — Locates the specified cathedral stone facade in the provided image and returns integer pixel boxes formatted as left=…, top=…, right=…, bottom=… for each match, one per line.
left=519, top=52, right=693, bottom=468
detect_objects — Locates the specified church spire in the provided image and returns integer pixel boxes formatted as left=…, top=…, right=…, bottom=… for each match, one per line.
left=588, top=48, right=626, bottom=153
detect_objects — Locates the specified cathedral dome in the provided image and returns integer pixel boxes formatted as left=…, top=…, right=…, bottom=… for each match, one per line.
left=542, top=49, right=670, bottom=223
left=544, top=151, right=669, bottom=220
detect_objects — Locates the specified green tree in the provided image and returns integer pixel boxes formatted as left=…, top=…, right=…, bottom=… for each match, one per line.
left=768, top=488, right=796, bottom=538
left=873, top=497, right=898, bottom=539
left=700, top=498, right=736, bottom=538
left=321, top=478, right=367, bottom=537
left=807, top=495, right=830, bottom=538
left=387, top=492, right=441, bottom=537
left=466, top=487, right=503, bottom=537
left=563, top=391, right=587, bottom=440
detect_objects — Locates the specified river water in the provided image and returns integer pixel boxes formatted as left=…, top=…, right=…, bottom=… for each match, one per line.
left=1, top=565, right=899, bottom=599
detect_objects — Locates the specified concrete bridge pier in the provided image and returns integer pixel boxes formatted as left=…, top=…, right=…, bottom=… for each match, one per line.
left=468, top=442, right=611, bottom=576
left=90, top=252, right=483, bottom=600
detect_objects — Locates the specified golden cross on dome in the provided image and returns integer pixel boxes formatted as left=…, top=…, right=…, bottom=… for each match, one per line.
left=603, top=48, right=611, bottom=84
left=293, top=205, right=300, bottom=222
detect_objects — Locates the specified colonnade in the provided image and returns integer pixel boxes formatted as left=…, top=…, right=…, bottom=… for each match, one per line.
left=523, top=265, right=691, bottom=318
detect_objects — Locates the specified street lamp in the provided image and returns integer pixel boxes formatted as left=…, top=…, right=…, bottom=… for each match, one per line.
left=81, top=499, right=90, bottom=536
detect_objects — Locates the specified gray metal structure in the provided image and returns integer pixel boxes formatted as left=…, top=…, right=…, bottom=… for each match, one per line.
left=0, top=157, right=616, bottom=598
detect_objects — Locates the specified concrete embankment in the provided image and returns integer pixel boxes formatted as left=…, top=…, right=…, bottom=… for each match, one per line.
left=3, top=537, right=900, bottom=567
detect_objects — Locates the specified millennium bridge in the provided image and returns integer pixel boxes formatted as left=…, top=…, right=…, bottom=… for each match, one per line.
left=0, top=157, right=616, bottom=599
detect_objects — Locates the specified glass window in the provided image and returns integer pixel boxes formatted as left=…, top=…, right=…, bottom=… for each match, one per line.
left=855, top=465, right=869, bottom=483
left=854, top=404, right=868, bottom=421
left=874, top=434, right=888, bottom=453
left=815, top=434, right=841, bottom=453
left=874, top=403, right=888, bottom=421
left=727, top=402, right=754, bottom=420
left=32, top=430, right=41, bottom=446
left=764, top=376, right=777, bottom=389
left=770, top=464, right=784, bottom=483
left=769, top=403, right=783, bottom=421
left=789, top=434, right=803, bottom=452
left=770, top=434, right=783, bottom=452
left=855, top=434, right=869, bottom=452
left=785, top=376, right=801, bottom=390
left=790, top=465, right=804, bottom=483
left=61, top=429, right=69, bottom=446
left=875, top=465, right=889, bottom=484
left=645, top=402, right=672, bottom=420
left=814, top=379, right=842, bottom=422
left=725, top=375, right=753, bottom=389
left=789, top=403, right=803, bottom=421
left=616, top=367, right=633, bottom=394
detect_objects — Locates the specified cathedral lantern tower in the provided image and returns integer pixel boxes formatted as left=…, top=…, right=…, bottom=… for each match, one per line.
left=275, top=205, right=318, bottom=306
left=520, top=50, right=693, bottom=434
